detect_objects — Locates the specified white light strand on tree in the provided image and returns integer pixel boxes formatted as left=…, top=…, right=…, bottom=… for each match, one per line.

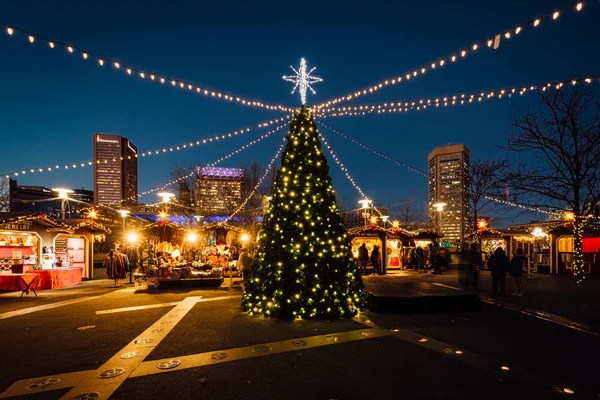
left=318, top=132, right=383, bottom=217
left=4, top=115, right=290, bottom=178
left=314, top=1, right=589, bottom=109
left=319, top=75, right=600, bottom=117
left=283, top=58, right=323, bottom=105
left=106, top=122, right=288, bottom=206
left=317, top=121, right=561, bottom=216
left=224, top=138, right=287, bottom=223
left=2, top=24, right=294, bottom=113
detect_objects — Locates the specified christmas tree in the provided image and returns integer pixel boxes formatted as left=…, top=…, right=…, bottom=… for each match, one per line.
left=242, top=106, right=366, bottom=319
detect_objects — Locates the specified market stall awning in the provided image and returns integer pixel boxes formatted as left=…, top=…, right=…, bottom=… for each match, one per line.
left=0, top=212, right=74, bottom=231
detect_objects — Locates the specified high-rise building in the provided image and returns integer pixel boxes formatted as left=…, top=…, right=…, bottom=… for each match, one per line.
left=428, top=144, right=470, bottom=249
left=195, top=167, right=245, bottom=215
left=93, top=134, right=138, bottom=207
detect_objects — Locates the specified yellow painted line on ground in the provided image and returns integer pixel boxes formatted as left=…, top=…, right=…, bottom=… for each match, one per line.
left=431, top=282, right=465, bottom=291
left=95, top=301, right=182, bottom=315
left=0, top=295, right=106, bottom=320
left=130, top=328, right=385, bottom=378
left=0, top=370, right=95, bottom=398
left=59, top=296, right=204, bottom=400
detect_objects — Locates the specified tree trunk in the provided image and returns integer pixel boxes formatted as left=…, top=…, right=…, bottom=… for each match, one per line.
left=572, top=217, right=585, bottom=283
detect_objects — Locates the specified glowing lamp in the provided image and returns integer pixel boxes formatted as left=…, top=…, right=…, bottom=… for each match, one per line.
left=158, top=211, right=169, bottom=220
left=563, top=211, right=575, bottom=222
left=157, top=192, right=175, bottom=203
left=127, top=232, right=138, bottom=243
left=433, top=202, right=447, bottom=212
left=241, top=234, right=250, bottom=243
left=477, top=219, right=487, bottom=229
left=392, top=220, right=400, bottom=228
left=186, top=233, right=198, bottom=243
left=381, top=215, right=389, bottom=224
left=358, top=199, right=372, bottom=209
left=87, top=209, right=98, bottom=219
left=52, top=188, right=74, bottom=199
left=370, top=216, right=378, bottom=224
left=117, top=209, right=130, bottom=218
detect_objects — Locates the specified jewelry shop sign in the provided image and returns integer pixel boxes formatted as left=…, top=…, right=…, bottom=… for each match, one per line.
left=0, top=220, right=33, bottom=231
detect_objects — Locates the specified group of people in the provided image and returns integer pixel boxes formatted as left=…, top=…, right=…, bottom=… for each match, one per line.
left=487, top=246, right=526, bottom=296
left=357, top=243, right=381, bottom=275
left=404, top=244, right=450, bottom=274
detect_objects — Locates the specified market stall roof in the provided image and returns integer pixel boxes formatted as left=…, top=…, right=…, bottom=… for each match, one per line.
left=348, top=225, right=414, bottom=238
left=348, top=225, right=389, bottom=236
left=135, top=220, right=184, bottom=231
left=547, top=221, right=600, bottom=235
left=202, top=222, right=244, bottom=233
left=62, top=219, right=112, bottom=234
left=0, top=212, right=74, bottom=232
left=413, top=230, right=444, bottom=240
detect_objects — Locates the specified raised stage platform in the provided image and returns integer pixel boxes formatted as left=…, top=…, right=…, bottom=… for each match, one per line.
left=362, top=273, right=481, bottom=313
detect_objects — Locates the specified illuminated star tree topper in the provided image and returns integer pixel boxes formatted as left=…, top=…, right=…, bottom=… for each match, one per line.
left=282, top=58, right=323, bottom=105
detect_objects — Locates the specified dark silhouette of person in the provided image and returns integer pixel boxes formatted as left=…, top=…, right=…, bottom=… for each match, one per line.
left=487, top=247, right=509, bottom=296
left=463, top=243, right=482, bottom=290
left=358, top=243, right=368, bottom=276
left=370, top=245, right=381, bottom=275
left=510, top=248, right=526, bottom=296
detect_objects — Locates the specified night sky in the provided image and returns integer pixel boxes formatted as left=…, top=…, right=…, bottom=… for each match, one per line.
left=1, top=0, right=599, bottom=225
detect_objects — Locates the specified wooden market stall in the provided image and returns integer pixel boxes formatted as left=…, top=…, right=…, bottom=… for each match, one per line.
left=0, top=213, right=86, bottom=292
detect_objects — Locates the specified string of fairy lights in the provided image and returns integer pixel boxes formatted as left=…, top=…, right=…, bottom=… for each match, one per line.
left=224, top=139, right=287, bottom=223
left=108, top=122, right=289, bottom=206
left=318, top=131, right=383, bottom=217
left=3, top=116, right=290, bottom=178
left=317, top=121, right=561, bottom=217
left=318, top=75, right=600, bottom=117
left=315, top=1, right=589, bottom=109
left=1, top=24, right=293, bottom=113
left=316, top=121, right=428, bottom=177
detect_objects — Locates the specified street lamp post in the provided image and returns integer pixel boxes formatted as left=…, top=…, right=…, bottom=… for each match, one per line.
left=359, top=199, right=373, bottom=227
left=52, top=188, right=74, bottom=220
left=432, top=202, right=447, bottom=243
left=118, top=209, right=130, bottom=238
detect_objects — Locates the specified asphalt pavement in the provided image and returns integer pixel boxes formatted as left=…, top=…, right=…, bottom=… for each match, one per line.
left=0, top=272, right=597, bottom=399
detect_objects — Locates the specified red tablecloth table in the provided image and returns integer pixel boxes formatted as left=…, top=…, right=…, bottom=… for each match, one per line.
left=0, top=273, right=40, bottom=296
left=28, top=267, right=82, bottom=289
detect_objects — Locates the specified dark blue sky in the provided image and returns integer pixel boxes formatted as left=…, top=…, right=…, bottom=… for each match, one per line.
left=1, top=0, right=598, bottom=224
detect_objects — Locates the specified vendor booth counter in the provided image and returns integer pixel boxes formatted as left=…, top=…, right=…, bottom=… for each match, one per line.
left=28, top=267, right=82, bottom=289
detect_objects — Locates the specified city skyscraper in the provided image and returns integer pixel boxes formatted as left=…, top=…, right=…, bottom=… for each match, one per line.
left=428, top=144, right=470, bottom=249
left=93, top=134, right=138, bottom=207
left=195, top=167, right=245, bottom=215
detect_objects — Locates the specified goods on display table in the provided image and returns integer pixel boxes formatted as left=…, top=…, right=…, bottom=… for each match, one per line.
left=132, top=241, right=225, bottom=291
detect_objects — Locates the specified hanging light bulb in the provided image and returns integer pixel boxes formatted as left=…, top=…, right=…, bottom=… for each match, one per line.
left=28, top=35, right=35, bottom=43
left=48, top=41, right=55, bottom=48
left=6, top=27, right=14, bottom=35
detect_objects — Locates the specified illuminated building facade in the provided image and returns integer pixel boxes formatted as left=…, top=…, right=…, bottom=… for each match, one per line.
left=428, top=144, right=470, bottom=249
left=195, top=167, right=245, bottom=215
left=93, top=134, right=138, bottom=207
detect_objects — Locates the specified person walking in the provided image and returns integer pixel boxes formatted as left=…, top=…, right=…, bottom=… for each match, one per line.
left=238, top=250, right=253, bottom=283
left=463, top=243, right=481, bottom=290
left=487, top=247, right=509, bottom=296
left=510, top=248, right=526, bottom=296
left=358, top=243, right=368, bottom=276
left=370, top=245, right=381, bottom=275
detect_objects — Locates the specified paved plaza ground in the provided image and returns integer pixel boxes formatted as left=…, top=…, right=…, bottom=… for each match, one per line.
left=0, top=270, right=598, bottom=399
